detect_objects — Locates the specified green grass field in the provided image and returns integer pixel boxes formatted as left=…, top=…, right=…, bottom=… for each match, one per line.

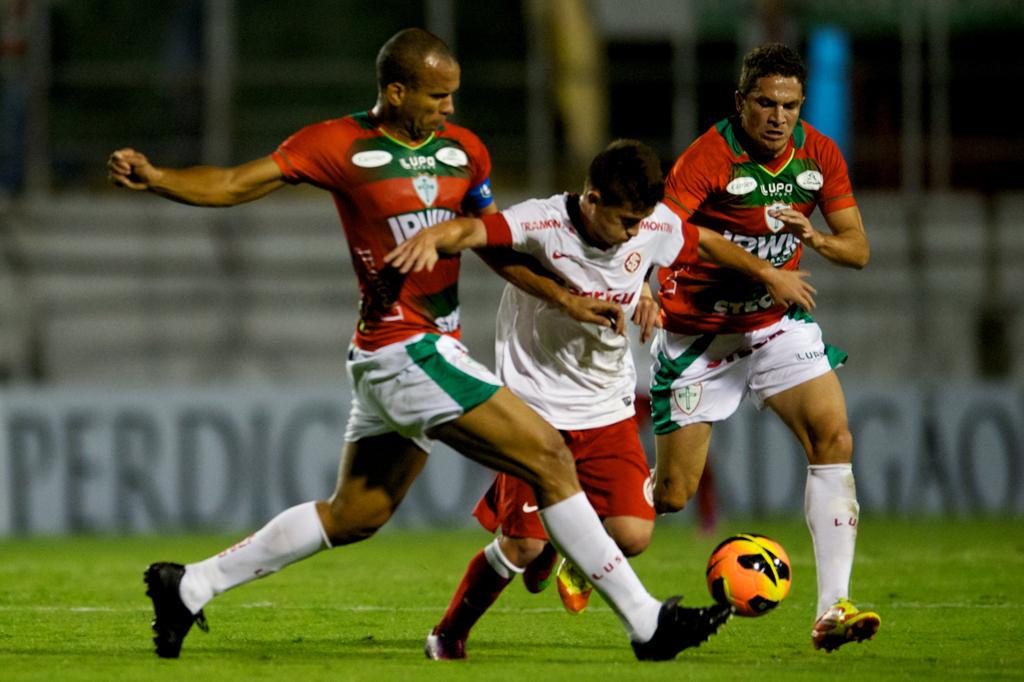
left=1, top=517, right=1022, bottom=680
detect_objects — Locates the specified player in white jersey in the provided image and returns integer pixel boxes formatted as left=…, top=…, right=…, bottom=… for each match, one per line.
left=386, top=139, right=816, bottom=659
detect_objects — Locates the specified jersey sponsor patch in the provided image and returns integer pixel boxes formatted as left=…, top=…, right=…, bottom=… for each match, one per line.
left=796, top=169, right=824, bottom=190
left=640, top=218, right=672, bottom=232
left=624, top=251, right=642, bottom=273
left=523, top=218, right=562, bottom=231
left=726, top=176, right=758, bottom=195
left=435, top=146, right=469, bottom=167
left=725, top=229, right=799, bottom=266
left=351, top=150, right=393, bottom=168
left=387, top=208, right=458, bottom=243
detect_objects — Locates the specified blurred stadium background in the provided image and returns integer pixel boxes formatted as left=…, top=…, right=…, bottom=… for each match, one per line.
left=0, top=0, right=1021, bottom=537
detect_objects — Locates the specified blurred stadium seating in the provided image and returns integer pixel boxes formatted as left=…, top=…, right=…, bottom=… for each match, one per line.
left=1, top=188, right=1020, bottom=384
left=1, top=1, right=1022, bottom=384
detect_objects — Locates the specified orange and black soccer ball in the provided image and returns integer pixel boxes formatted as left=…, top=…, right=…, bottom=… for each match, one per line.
left=706, top=533, right=792, bottom=617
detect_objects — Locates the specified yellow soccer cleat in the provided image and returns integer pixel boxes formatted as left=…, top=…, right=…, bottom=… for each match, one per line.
left=556, top=558, right=593, bottom=614
left=811, top=598, right=881, bottom=652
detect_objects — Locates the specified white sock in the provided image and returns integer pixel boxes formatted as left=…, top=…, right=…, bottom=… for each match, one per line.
left=539, top=492, right=661, bottom=641
left=805, top=464, right=860, bottom=616
left=179, top=501, right=330, bottom=614
left=483, top=538, right=525, bottom=579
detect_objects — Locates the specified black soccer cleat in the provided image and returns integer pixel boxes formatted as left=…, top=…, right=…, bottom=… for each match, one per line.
left=632, top=596, right=732, bottom=661
left=144, top=562, right=208, bottom=658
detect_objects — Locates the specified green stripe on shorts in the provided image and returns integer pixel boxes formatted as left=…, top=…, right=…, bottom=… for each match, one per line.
left=788, top=306, right=848, bottom=367
left=825, top=343, right=848, bottom=368
left=786, top=305, right=815, bottom=323
left=405, top=334, right=500, bottom=411
left=650, top=333, right=716, bottom=435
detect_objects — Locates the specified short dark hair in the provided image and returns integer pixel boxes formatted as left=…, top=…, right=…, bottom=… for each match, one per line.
left=376, top=28, right=455, bottom=91
left=737, top=43, right=807, bottom=96
left=587, top=139, right=664, bottom=210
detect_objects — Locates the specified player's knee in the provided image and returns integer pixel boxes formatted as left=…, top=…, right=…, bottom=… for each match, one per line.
left=653, top=477, right=697, bottom=514
left=500, top=536, right=547, bottom=567
left=528, top=431, right=576, bottom=483
left=810, top=427, right=853, bottom=465
left=611, top=528, right=652, bottom=557
left=321, top=499, right=393, bottom=545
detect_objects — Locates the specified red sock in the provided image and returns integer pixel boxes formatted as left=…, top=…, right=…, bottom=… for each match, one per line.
left=436, top=549, right=512, bottom=640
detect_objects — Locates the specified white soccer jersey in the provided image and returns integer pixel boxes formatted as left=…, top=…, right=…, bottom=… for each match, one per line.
left=482, top=193, right=699, bottom=429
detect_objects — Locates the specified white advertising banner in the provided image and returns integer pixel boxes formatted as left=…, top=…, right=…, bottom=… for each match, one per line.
left=0, top=382, right=1021, bottom=536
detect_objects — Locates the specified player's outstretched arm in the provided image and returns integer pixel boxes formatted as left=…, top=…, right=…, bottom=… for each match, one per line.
left=384, top=217, right=487, bottom=274
left=696, top=227, right=817, bottom=310
left=107, top=148, right=286, bottom=207
left=473, top=248, right=625, bottom=334
left=769, top=205, right=869, bottom=269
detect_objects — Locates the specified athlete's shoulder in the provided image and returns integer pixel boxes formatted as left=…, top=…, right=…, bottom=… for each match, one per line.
left=504, top=193, right=569, bottom=232
left=794, top=119, right=844, bottom=156
left=646, top=201, right=684, bottom=227
left=438, top=121, right=488, bottom=152
left=672, top=118, right=736, bottom=175
left=282, top=113, right=370, bottom=146
left=509, top=193, right=567, bottom=215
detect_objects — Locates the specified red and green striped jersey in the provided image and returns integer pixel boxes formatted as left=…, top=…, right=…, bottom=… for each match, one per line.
left=271, top=111, right=493, bottom=350
left=659, top=116, right=856, bottom=334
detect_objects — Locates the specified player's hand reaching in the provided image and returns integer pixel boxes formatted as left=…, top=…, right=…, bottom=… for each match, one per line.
left=762, top=267, right=817, bottom=311
left=632, top=290, right=661, bottom=344
left=107, top=148, right=160, bottom=191
left=384, top=228, right=443, bottom=274
left=385, top=218, right=487, bottom=274
left=769, top=207, right=821, bottom=249
left=559, top=295, right=626, bottom=335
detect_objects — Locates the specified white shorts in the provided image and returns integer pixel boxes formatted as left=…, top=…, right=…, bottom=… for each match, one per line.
left=344, top=333, right=502, bottom=451
left=649, top=311, right=846, bottom=434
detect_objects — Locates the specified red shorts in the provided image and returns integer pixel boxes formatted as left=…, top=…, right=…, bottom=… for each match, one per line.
left=472, top=416, right=655, bottom=540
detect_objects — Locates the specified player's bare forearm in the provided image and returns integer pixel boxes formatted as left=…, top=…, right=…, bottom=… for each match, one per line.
left=561, top=296, right=626, bottom=335
left=632, top=283, right=660, bottom=343
left=107, top=149, right=285, bottom=207
left=474, top=248, right=625, bottom=334
left=432, top=218, right=488, bottom=253
left=384, top=218, right=486, bottom=274
left=772, top=205, right=870, bottom=269
left=696, top=227, right=773, bottom=277
left=806, top=230, right=869, bottom=269
left=474, top=247, right=565, bottom=301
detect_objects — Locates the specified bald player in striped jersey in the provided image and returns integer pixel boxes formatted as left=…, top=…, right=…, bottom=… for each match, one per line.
left=649, top=43, right=880, bottom=652
left=108, top=28, right=729, bottom=663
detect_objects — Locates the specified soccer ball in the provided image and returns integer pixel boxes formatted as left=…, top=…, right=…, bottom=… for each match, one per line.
left=705, top=533, right=791, bottom=617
